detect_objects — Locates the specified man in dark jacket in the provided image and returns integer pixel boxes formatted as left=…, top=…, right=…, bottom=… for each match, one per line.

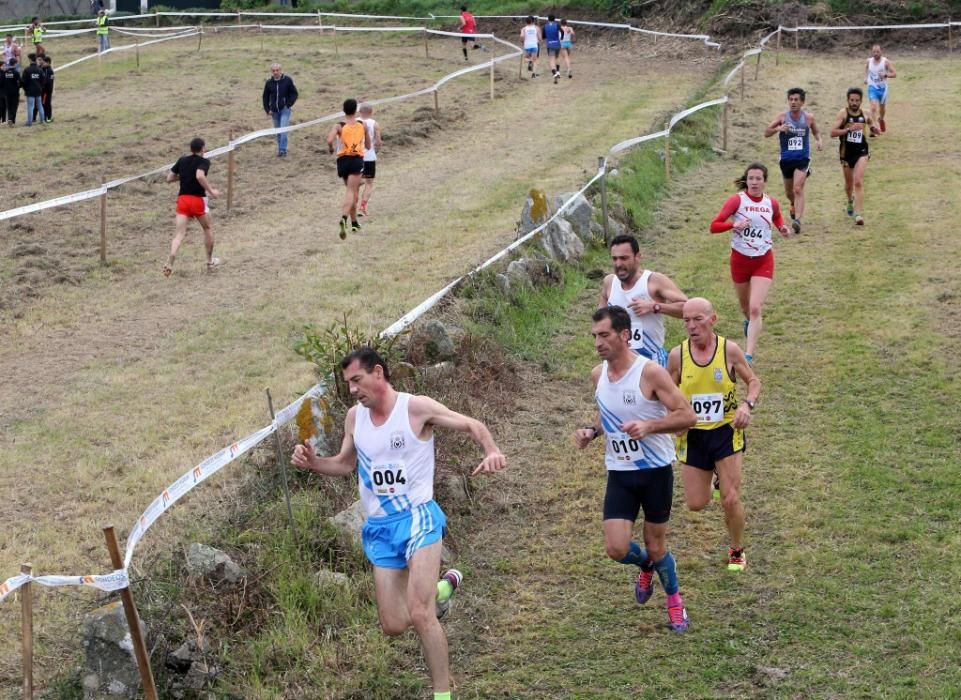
left=21, top=53, right=45, bottom=126
left=32, top=54, right=53, bottom=123
left=262, top=62, right=298, bottom=157
left=1, top=58, right=21, bottom=126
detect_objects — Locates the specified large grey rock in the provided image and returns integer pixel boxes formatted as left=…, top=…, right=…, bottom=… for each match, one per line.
left=553, top=192, right=594, bottom=243
left=186, top=544, right=245, bottom=586
left=519, top=189, right=550, bottom=236
left=329, top=499, right=366, bottom=544
left=81, top=602, right=143, bottom=699
left=408, top=320, right=456, bottom=363
left=540, top=218, right=584, bottom=263
left=166, top=639, right=218, bottom=698
left=315, top=568, right=351, bottom=587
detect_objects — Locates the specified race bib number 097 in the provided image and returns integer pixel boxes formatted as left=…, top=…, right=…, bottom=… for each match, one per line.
left=691, top=392, right=724, bottom=423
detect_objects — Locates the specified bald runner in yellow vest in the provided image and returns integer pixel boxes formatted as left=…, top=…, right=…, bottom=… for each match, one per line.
left=667, top=297, right=760, bottom=572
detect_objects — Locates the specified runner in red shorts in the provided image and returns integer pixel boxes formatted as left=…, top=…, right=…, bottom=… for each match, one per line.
left=709, top=163, right=791, bottom=364
left=164, top=137, right=220, bottom=277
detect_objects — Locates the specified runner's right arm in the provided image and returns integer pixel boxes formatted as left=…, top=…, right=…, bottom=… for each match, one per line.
left=830, top=108, right=852, bottom=137
left=709, top=194, right=742, bottom=233
left=763, top=112, right=787, bottom=137
left=575, top=365, right=604, bottom=448
left=291, top=406, right=358, bottom=476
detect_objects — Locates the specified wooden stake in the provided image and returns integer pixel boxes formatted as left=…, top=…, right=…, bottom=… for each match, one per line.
left=424, top=28, right=429, bottom=58
left=99, top=176, right=107, bottom=264
left=519, top=49, right=524, bottom=79
left=754, top=50, right=761, bottom=80
left=949, top=20, right=953, bottom=53
left=663, top=122, right=671, bottom=182
left=260, top=24, right=264, bottom=53
left=489, top=50, right=495, bottom=100
left=795, top=24, right=799, bottom=51
left=103, top=527, right=157, bottom=700
left=20, top=563, right=33, bottom=700
left=433, top=89, right=439, bottom=115
left=226, top=129, right=235, bottom=212
left=317, top=10, right=321, bottom=28
left=236, top=10, right=241, bottom=26
left=740, top=62, right=745, bottom=99
left=775, top=27, right=781, bottom=65
left=333, top=26, right=338, bottom=56
left=266, top=389, right=297, bottom=537
left=722, top=100, right=729, bottom=151
left=598, top=156, right=609, bottom=244
left=135, top=39, right=140, bottom=67
left=197, top=27, right=202, bottom=52
left=155, top=11, right=159, bottom=27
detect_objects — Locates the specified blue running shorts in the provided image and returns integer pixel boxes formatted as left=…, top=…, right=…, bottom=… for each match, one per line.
left=361, top=500, right=447, bottom=569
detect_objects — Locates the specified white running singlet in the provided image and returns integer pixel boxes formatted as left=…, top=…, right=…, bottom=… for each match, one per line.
left=354, top=393, right=435, bottom=518
left=595, top=356, right=676, bottom=471
left=522, top=25, right=539, bottom=50
left=866, top=56, right=889, bottom=89
left=607, top=270, right=666, bottom=360
left=730, top=191, right=775, bottom=257
left=363, top=118, right=378, bottom=162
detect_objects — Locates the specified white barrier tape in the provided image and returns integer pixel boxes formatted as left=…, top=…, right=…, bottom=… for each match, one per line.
left=609, top=129, right=668, bottom=154
left=45, top=28, right=97, bottom=36
left=780, top=22, right=950, bottom=31
left=53, top=28, right=197, bottom=72
left=0, top=569, right=129, bottom=604
left=258, top=25, right=326, bottom=31
left=123, top=424, right=276, bottom=568
left=723, top=60, right=746, bottom=86
left=0, top=186, right=107, bottom=221
left=110, top=25, right=199, bottom=32
left=332, top=26, right=429, bottom=33
left=668, top=95, right=728, bottom=130
left=272, top=382, right=328, bottom=429
left=112, top=28, right=197, bottom=39
left=426, top=29, right=495, bottom=39
left=434, top=48, right=521, bottom=89
left=742, top=47, right=762, bottom=58
left=759, top=28, right=780, bottom=46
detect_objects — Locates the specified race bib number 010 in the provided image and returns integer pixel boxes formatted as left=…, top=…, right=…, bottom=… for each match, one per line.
left=370, top=462, right=409, bottom=497
left=691, top=392, right=724, bottom=423
left=607, top=431, right=646, bottom=463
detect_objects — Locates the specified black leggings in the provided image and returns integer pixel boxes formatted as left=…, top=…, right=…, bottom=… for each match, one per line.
left=1, top=93, right=18, bottom=123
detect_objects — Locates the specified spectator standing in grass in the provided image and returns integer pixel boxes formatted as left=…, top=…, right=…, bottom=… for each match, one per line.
left=1, top=57, right=20, bottom=127
left=32, top=54, right=53, bottom=123
left=20, top=53, right=45, bottom=127
left=96, top=10, right=110, bottom=53
left=262, top=62, right=298, bottom=157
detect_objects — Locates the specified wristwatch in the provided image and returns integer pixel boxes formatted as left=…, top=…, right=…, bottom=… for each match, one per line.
left=584, top=426, right=600, bottom=440
left=744, top=399, right=756, bottom=411
left=653, top=303, right=661, bottom=314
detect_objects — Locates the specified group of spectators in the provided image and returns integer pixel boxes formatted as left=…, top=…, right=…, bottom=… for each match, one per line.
left=1, top=22, right=55, bottom=127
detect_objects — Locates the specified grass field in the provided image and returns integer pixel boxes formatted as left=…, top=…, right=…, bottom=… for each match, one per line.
left=438, top=49, right=961, bottom=697
left=0, top=22, right=717, bottom=693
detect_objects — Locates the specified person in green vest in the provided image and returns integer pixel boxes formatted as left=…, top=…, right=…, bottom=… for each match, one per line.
left=96, top=11, right=109, bottom=53
left=26, top=18, right=44, bottom=57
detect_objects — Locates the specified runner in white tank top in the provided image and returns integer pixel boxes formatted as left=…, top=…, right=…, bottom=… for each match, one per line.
left=520, top=16, right=541, bottom=77
left=864, top=44, right=896, bottom=134
left=291, top=347, right=506, bottom=696
left=599, top=234, right=688, bottom=367
left=358, top=102, right=382, bottom=216
left=575, top=306, right=696, bottom=632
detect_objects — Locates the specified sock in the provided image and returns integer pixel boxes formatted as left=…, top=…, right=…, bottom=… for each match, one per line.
left=666, top=591, right=682, bottom=608
left=434, top=693, right=452, bottom=700
left=653, top=552, right=679, bottom=595
left=619, top=541, right=648, bottom=567
left=745, top=353, right=753, bottom=365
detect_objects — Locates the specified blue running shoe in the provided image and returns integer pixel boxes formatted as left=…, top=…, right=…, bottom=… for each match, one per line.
left=635, top=567, right=655, bottom=605
left=745, top=353, right=753, bottom=366
left=743, top=319, right=749, bottom=338
left=847, top=199, right=854, bottom=217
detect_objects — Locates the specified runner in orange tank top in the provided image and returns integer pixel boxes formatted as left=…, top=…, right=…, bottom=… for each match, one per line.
left=327, top=98, right=370, bottom=239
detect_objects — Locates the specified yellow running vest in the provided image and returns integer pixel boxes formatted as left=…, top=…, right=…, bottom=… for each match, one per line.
left=679, top=334, right=738, bottom=431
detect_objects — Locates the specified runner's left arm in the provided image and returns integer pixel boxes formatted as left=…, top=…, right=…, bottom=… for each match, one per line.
left=884, top=59, right=896, bottom=78
left=727, top=340, right=760, bottom=429
left=620, top=364, right=696, bottom=439
left=410, top=395, right=506, bottom=476
left=648, top=272, right=688, bottom=318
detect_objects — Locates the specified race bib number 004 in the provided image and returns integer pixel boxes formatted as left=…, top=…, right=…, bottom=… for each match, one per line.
left=691, top=392, right=724, bottom=423
left=370, top=462, right=409, bottom=497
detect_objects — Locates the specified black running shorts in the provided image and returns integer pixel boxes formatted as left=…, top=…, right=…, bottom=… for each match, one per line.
left=678, top=424, right=745, bottom=471
left=362, top=160, right=376, bottom=179
left=603, top=466, right=674, bottom=524
left=779, top=158, right=810, bottom=179
left=337, top=155, right=364, bottom=180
